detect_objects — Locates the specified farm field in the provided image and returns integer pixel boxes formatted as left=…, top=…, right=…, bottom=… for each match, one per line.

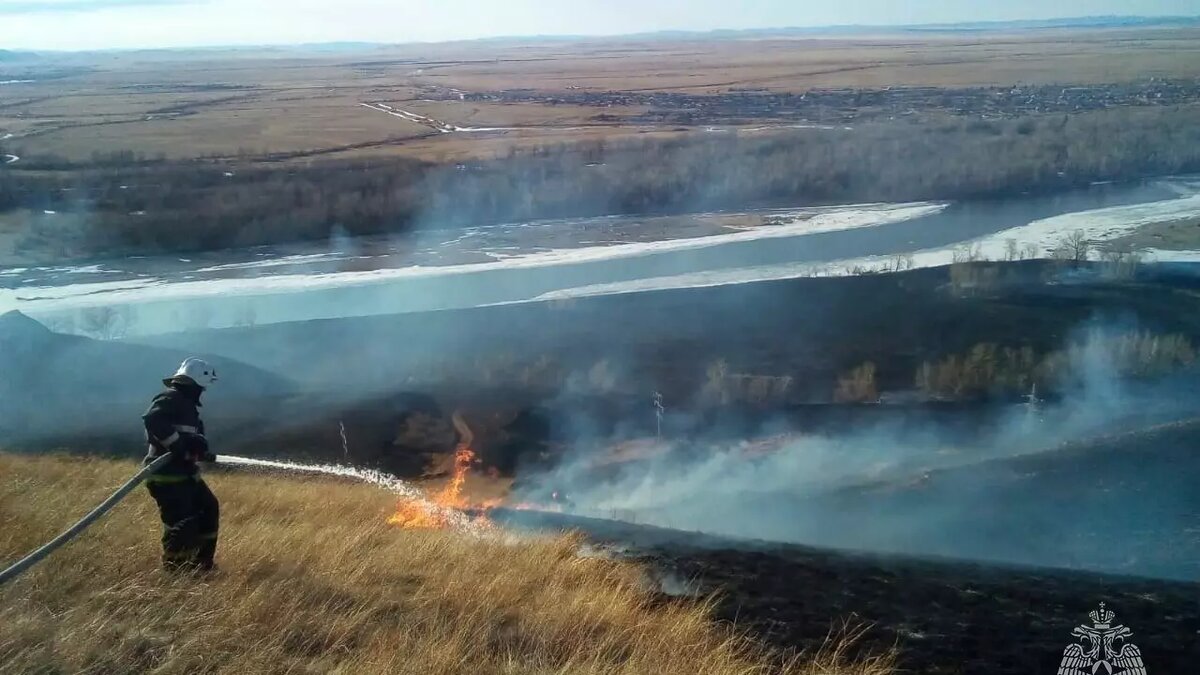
left=2, top=26, right=1199, bottom=163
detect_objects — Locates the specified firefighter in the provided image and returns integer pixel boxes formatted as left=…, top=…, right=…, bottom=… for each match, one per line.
left=143, top=358, right=220, bottom=573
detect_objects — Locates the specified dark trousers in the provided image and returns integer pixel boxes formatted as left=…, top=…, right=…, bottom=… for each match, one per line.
left=146, top=477, right=219, bottom=571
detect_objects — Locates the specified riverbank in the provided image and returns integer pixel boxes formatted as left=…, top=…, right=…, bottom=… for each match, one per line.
left=3, top=102, right=1199, bottom=265
left=6, top=175, right=1200, bottom=335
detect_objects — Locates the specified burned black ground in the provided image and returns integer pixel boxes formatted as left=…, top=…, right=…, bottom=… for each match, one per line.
left=492, top=506, right=1200, bottom=675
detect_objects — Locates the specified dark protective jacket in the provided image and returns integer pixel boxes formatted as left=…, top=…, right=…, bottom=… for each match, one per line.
left=142, top=383, right=206, bottom=478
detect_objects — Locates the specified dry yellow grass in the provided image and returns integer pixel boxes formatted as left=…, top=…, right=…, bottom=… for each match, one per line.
left=0, top=453, right=893, bottom=675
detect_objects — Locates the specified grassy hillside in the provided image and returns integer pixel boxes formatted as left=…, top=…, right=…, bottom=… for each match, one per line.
left=0, top=453, right=891, bottom=674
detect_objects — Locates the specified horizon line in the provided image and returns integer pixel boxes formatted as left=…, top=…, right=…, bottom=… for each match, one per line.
left=4, top=13, right=1198, bottom=55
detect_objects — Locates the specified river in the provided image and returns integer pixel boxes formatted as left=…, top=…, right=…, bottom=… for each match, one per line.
left=2, top=175, right=1199, bottom=336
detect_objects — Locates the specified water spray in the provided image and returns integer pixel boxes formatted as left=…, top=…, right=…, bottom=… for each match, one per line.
left=0, top=451, right=492, bottom=587
left=214, top=454, right=426, bottom=499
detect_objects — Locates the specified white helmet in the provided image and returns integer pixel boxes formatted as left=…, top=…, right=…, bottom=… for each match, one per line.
left=166, top=357, right=218, bottom=388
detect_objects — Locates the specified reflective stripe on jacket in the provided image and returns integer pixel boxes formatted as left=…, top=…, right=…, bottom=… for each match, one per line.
left=142, top=385, right=205, bottom=477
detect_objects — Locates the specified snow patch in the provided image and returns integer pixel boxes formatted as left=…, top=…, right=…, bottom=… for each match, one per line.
left=63, top=264, right=119, bottom=275
left=361, top=102, right=523, bottom=133
left=0, top=202, right=946, bottom=312
left=194, top=252, right=343, bottom=273
left=1145, top=249, right=1200, bottom=263
left=532, top=193, right=1200, bottom=301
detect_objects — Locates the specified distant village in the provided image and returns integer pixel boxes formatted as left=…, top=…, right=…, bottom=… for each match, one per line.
left=428, top=78, right=1200, bottom=126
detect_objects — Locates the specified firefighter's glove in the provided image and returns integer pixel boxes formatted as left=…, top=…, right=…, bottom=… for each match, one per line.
left=200, top=450, right=218, bottom=463
left=182, top=434, right=210, bottom=461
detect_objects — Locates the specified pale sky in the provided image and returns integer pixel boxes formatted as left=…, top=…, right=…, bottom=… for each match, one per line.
left=0, top=0, right=1196, bottom=51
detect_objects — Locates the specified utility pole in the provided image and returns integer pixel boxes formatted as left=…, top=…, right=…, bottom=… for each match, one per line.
left=1023, top=383, right=1043, bottom=421
left=653, top=392, right=665, bottom=438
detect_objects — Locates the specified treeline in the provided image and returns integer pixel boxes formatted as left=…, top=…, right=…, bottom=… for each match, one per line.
left=915, top=331, right=1196, bottom=401
left=2, top=104, right=1200, bottom=259
left=822, top=330, right=1195, bottom=404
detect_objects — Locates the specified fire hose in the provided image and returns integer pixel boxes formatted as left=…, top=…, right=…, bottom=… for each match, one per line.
left=1, top=447, right=451, bottom=587
left=0, top=453, right=173, bottom=587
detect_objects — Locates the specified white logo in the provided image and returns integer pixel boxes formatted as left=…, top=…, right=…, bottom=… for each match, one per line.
left=1057, top=603, right=1147, bottom=674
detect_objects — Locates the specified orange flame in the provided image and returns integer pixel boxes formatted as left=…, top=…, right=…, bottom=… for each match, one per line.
left=387, top=412, right=491, bottom=530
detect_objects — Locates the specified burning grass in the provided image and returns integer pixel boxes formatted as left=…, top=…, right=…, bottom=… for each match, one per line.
left=387, top=412, right=495, bottom=530
left=0, top=452, right=893, bottom=675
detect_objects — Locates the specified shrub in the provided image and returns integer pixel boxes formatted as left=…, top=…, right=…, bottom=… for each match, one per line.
left=916, top=332, right=1195, bottom=400
left=834, top=362, right=878, bottom=403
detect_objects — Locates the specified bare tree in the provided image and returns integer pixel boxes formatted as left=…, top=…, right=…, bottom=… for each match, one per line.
left=1004, top=238, right=1019, bottom=262
left=1101, top=247, right=1143, bottom=279
left=1056, top=230, right=1091, bottom=262
left=699, top=358, right=730, bottom=405
left=233, top=303, right=258, bottom=328
left=41, top=313, right=77, bottom=335
left=186, top=305, right=215, bottom=331
left=890, top=253, right=915, bottom=272
left=78, top=305, right=137, bottom=339
left=1069, top=230, right=1092, bottom=262
left=834, top=362, right=879, bottom=403
left=915, top=361, right=935, bottom=395
left=115, top=306, right=138, bottom=338
left=952, top=243, right=984, bottom=264
left=80, top=306, right=119, bottom=339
